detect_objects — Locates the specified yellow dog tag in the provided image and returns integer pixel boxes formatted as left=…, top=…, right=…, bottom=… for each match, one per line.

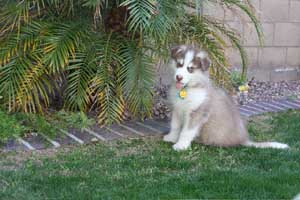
left=179, top=89, right=187, bottom=99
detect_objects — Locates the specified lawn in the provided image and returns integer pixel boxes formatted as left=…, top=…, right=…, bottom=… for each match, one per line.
left=0, top=111, right=300, bottom=199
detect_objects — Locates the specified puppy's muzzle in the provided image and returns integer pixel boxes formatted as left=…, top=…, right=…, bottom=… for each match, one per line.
left=176, top=75, right=183, bottom=82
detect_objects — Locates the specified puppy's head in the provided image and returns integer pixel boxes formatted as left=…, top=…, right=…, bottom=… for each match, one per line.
left=171, top=45, right=211, bottom=89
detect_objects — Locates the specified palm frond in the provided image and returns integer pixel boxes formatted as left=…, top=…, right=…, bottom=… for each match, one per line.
left=16, top=51, right=53, bottom=113
left=121, top=0, right=156, bottom=35
left=184, top=16, right=228, bottom=66
left=90, top=34, right=126, bottom=124
left=0, top=21, right=51, bottom=112
left=64, top=48, right=97, bottom=111
left=0, top=21, right=45, bottom=65
left=220, top=0, right=263, bottom=45
left=0, top=58, right=22, bottom=111
left=0, top=0, right=44, bottom=34
left=43, top=22, right=87, bottom=73
left=45, top=0, right=76, bottom=16
left=121, top=40, right=155, bottom=118
left=146, top=0, right=178, bottom=47
left=205, top=17, right=248, bottom=81
left=0, top=34, right=19, bottom=65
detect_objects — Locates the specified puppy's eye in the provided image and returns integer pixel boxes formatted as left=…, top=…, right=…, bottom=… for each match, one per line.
left=187, top=66, right=194, bottom=73
left=177, top=63, right=183, bottom=68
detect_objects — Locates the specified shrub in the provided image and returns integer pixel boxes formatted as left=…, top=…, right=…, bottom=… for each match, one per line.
left=0, top=0, right=262, bottom=124
left=0, top=108, right=95, bottom=143
left=0, top=109, right=28, bottom=143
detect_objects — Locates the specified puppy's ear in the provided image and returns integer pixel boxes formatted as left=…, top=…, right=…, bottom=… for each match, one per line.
left=196, top=51, right=211, bottom=71
left=200, top=57, right=211, bottom=71
left=171, top=45, right=186, bottom=60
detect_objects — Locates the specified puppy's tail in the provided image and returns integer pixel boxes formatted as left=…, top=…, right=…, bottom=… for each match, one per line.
left=243, top=140, right=289, bottom=149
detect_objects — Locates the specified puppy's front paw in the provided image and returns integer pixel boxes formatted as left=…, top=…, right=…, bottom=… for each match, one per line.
left=173, top=141, right=191, bottom=151
left=163, top=133, right=178, bottom=143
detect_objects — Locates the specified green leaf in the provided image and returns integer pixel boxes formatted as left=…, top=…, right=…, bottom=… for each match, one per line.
left=43, top=22, right=87, bottom=73
left=90, top=34, right=126, bottom=124
left=121, top=40, right=155, bottom=118
left=121, top=0, right=156, bottom=34
left=64, top=49, right=97, bottom=111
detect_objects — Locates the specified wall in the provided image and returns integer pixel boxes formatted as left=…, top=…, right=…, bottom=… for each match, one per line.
left=203, top=0, right=300, bottom=81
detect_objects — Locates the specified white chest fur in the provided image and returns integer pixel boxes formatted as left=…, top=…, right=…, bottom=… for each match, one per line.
left=170, top=86, right=208, bottom=116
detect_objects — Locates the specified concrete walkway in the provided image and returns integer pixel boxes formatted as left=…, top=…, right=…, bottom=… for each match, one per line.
left=2, top=98, right=300, bottom=151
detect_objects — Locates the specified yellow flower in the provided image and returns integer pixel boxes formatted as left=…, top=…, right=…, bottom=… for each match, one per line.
left=179, top=89, right=187, bottom=99
left=238, top=85, right=250, bottom=92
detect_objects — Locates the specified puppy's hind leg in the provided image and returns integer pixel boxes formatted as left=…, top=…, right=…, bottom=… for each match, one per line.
left=163, top=111, right=181, bottom=143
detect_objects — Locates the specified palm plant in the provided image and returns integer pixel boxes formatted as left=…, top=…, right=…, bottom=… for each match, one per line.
left=0, top=0, right=262, bottom=124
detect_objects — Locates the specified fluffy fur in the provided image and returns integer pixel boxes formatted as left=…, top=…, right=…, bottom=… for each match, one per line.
left=163, top=45, right=289, bottom=151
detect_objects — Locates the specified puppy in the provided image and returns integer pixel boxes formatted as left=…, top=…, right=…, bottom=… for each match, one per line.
left=163, top=45, right=289, bottom=151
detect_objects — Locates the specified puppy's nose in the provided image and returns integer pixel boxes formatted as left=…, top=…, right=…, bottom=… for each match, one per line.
left=176, top=75, right=183, bottom=82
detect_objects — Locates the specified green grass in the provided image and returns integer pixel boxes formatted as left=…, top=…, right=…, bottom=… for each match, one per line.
left=0, top=110, right=300, bottom=199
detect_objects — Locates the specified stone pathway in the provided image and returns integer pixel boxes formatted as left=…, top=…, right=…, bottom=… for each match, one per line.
left=1, top=98, right=300, bottom=152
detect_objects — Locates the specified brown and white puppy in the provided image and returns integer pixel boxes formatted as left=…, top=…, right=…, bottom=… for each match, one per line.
left=163, top=45, right=289, bottom=151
